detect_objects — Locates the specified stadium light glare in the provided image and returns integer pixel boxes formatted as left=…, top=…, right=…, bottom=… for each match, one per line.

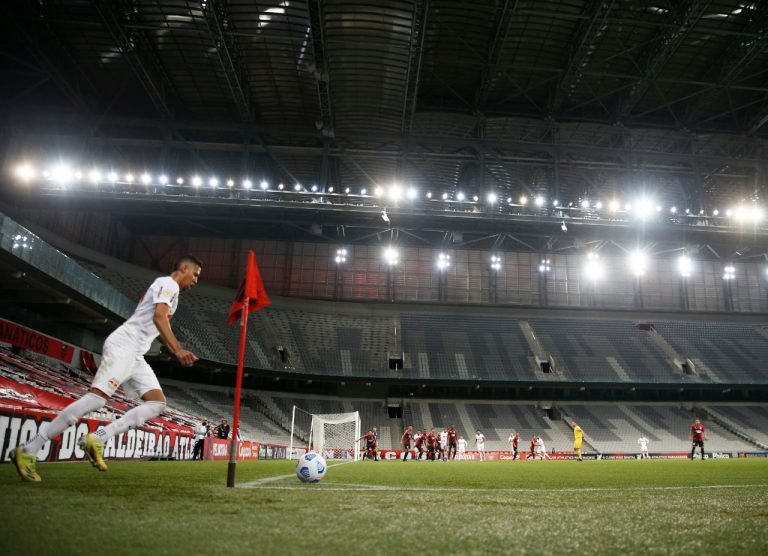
left=519, top=195, right=528, bottom=206
left=226, top=179, right=234, bottom=187
left=629, top=250, right=648, bottom=277
left=328, top=186, right=334, bottom=193
left=125, top=173, right=135, bottom=184
left=712, top=209, right=719, bottom=216
left=360, top=187, right=366, bottom=195
left=209, top=177, right=219, bottom=187
left=159, top=175, right=169, bottom=185
left=88, top=169, right=101, bottom=183
left=473, top=195, right=479, bottom=202
left=595, top=201, right=603, bottom=210
left=242, top=179, right=252, bottom=189
left=14, top=163, right=35, bottom=182
left=490, top=255, right=502, bottom=271
left=334, top=248, right=348, bottom=264
left=52, top=164, right=73, bottom=184
left=456, top=191, right=465, bottom=201
left=442, top=192, right=449, bottom=200
left=259, top=180, right=269, bottom=189
left=507, top=197, right=512, bottom=204
left=374, top=186, right=383, bottom=197
left=583, top=252, right=603, bottom=281
left=426, top=191, right=432, bottom=199
left=311, top=184, right=318, bottom=192
left=534, top=195, right=545, bottom=207
left=383, top=247, right=399, bottom=266
left=609, top=200, right=620, bottom=212
left=108, top=171, right=119, bottom=182
left=538, top=259, right=551, bottom=273
left=406, top=188, right=417, bottom=200
left=670, top=206, right=677, bottom=214
left=75, top=171, right=83, bottom=180
left=141, top=173, right=152, bottom=185
left=436, top=252, right=451, bottom=270
left=487, top=192, right=498, bottom=204
left=725, top=208, right=733, bottom=217
left=278, top=183, right=285, bottom=190
left=581, top=199, right=590, bottom=209
left=191, top=176, right=202, bottom=187
left=388, top=183, right=402, bottom=202
left=635, top=198, right=655, bottom=219
left=677, top=255, right=693, bottom=278
left=553, top=200, right=560, bottom=207
left=722, top=265, right=736, bottom=281
left=176, top=177, right=184, bottom=185
left=294, top=183, right=302, bottom=191
left=345, top=187, right=350, bottom=194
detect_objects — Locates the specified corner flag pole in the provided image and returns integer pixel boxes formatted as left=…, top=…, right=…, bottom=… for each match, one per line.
left=227, top=294, right=249, bottom=488
left=226, top=250, right=270, bottom=488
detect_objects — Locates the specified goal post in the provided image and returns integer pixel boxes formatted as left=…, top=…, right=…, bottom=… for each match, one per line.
left=288, top=406, right=361, bottom=460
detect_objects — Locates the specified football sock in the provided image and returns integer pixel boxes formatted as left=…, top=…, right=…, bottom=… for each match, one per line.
left=94, top=401, right=166, bottom=443
left=23, top=393, right=106, bottom=455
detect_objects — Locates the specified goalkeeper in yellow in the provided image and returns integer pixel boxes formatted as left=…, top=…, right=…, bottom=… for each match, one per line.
left=572, top=421, right=583, bottom=461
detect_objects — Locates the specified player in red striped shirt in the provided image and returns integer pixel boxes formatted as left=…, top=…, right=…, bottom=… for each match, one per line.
left=690, top=418, right=707, bottom=460
left=401, top=425, right=414, bottom=461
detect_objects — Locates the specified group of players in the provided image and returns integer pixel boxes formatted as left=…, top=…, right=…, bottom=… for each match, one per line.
left=357, top=418, right=709, bottom=461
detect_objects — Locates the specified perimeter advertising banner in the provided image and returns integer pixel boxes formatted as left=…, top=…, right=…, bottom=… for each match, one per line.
left=0, top=319, right=76, bottom=364
left=202, top=438, right=261, bottom=461
left=0, top=408, right=195, bottom=463
left=376, top=450, right=599, bottom=461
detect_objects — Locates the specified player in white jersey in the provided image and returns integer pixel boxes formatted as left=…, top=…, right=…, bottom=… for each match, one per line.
left=475, top=429, right=486, bottom=461
left=638, top=435, right=650, bottom=459
left=11, top=256, right=202, bottom=482
left=535, top=436, right=551, bottom=459
left=440, top=429, right=449, bottom=461
left=457, top=436, right=467, bottom=460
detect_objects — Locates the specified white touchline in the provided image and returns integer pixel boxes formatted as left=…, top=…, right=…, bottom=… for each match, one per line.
left=238, top=460, right=356, bottom=488
left=242, top=482, right=768, bottom=493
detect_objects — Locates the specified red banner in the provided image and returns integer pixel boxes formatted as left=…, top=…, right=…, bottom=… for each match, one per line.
left=202, top=438, right=261, bottom=461
left=0, top=375, right=75, bottom=411
left=0, top=407, right=195, bottom=463
left=0, top=319, right=75, bottom=364
left=376, top=450, right=599, bottom=461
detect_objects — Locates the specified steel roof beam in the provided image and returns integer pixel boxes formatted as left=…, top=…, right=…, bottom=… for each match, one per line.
left=614, top=0, right=712, bottom=121
left=684, top=3, right=768, bottom=128
left=474, top=0, right=517, bottom=113
left=94, top=0, right=177, bottom=119
left=401, top=0, right=429, bottom=133
left=548, top=0, right=616, bottom=115
left=202, top=0, right=252, bottom=122
left=307, top=0, right=334, bottom=137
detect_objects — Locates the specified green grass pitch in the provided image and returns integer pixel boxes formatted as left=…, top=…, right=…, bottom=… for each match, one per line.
left=2, top=458, right=767, bottom=555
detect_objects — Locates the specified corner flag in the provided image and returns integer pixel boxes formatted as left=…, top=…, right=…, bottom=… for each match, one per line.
left=226, top=250, right=270, bottom=488
left=227, top=250, right=270, bottom=325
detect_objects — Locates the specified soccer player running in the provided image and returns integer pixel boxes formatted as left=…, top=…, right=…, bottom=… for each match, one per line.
left=439, top=428, right=449, bottom=461
left=572, top=421, right=584, bottom=461
left=401, top=425, right=414, bottom=461
left=11, top=256, right=202, bottom=482
left=426, top=427, right=438, bottom=461
left=690, top=418, right=707, bottom=460
left=528, top=435, right=537, bottom=460
left=508, top=431, right=520, bottom=460
left=638, top=434, right=650, bottom=459
left=414, top=428, right=426, bottom=460
left=475, top=429, right=486, bottom=461
left=446, top=425, right=458, bottom=460
left=535, top=435, right=551, bottom=460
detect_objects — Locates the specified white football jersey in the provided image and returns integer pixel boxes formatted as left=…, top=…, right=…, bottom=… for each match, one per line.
left=109, top=276, right=179, bottom=354
left=475, top=433, right=485, bottom=445
left=457, top=438, right=467, bottom=450
left=440, top=432, right=448, bottom=445
left=638, top=437, right=649, bottom=449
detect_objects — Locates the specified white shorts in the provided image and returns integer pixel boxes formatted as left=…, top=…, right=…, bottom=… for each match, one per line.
left=91, top=337, right=161, bottom=399
left=477, top=444, right=485, bottom=452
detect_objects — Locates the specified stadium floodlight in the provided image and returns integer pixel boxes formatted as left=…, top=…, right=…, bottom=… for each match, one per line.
left=583, top=252, right=603, bottom=280
left=670, top=206, right=677, bottom=214
left=383, top=247, right=399, bottom=266
left=159, top=175, right=169, bottom=185
left=725, top=208, right=733, bottom=217
left=344, top=187, right=350, bottom=193
left=107, top=171, right=119, bottom=182
left=473, top=195, right=479, bottom=202
left=436, top=252, right=451, bottom=270
left=52, top=164, right=74, bottom=184
left=311, top=184, right=318, bottom=192
left=635, top=198, right=655, bottom=220
left=123, top=172, right=134, bottom=184
left=520, top=195, right=528, bottom=206
left=141, top=173, right=152, bottom=185
left=490, top=255, right=502, bottom=270
left=609, top=200, right=620, bottom=212
left=456, top=191, right=466, bottom=201
left=374, top=186, right=383, bottom=197
left=534, top=195, right=545, bottom=207
left=426, top=191, right=432, bottom=199
left=14, top=163, right=35, bottom=182
left=629, top=250, right=648, bottom=277
left=677, top=255, right=693, bottom=278
left=712, top=209, right=719, bottom=216
left=328, top=186, right=334, bottom=193
left=176, top=177, right=184, bottom=185
left=191, top=175, right=202, bottom=187
left=442, top=192, right=449, bottom=200
left=278, top=183, right=285, bottom=190
left=581, top=199, right=590, bottom=209
left=553, top=200, right=560, bottom=207
left=360, top=187, right=366, bottom=195
left=487, top=192, right=498, bottom=204
left=406, top=187, right=417, bottom=200
left=539, top=259, right=551, bottom=273
left=226, top=179, right=234, bottom=187
left=258, top=180, right=268, bottom=190
left=507, top=197, right=512, bottom=204
left=388, top=183, right=402, bottom=202
left=294, top=183, right=302, bottom=191
left=88, top=169, right=101, bottom=183
left=334, top=248, right=347, bottom=264
left=722, top=265, right=735, bottom=281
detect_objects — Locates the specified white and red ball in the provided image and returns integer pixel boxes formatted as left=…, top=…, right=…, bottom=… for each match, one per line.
left=295, top=451, right=327, bottom=483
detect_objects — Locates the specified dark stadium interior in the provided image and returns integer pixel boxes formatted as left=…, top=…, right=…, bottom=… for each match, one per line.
left=1, top=1, right=768, bottom=437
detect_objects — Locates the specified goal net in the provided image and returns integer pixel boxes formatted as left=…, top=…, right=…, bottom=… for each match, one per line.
left=289, top=406, right=361, bottom=460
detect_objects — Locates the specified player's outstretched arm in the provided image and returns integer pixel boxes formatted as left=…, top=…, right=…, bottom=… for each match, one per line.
left=153, top=303, right=199, bottom=366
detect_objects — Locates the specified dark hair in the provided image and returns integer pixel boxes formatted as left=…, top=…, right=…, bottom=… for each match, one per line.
left=174, top=255, right=203, bottom=271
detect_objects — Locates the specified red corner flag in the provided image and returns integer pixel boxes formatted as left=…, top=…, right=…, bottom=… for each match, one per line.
left=225, top=250, right=269, bottom=488
left=227, top=250, right=270, bottom=325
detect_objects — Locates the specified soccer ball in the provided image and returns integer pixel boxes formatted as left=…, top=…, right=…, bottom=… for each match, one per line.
left=295, top=451, right=327, bottom=483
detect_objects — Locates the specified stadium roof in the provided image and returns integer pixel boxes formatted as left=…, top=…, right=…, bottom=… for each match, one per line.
left=1, top=1, right=767, bottom=250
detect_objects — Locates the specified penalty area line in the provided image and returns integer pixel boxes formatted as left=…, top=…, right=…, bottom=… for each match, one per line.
left=242, top=482, right=768, bottom=493
left=238, top=460, right=356, bottom=488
